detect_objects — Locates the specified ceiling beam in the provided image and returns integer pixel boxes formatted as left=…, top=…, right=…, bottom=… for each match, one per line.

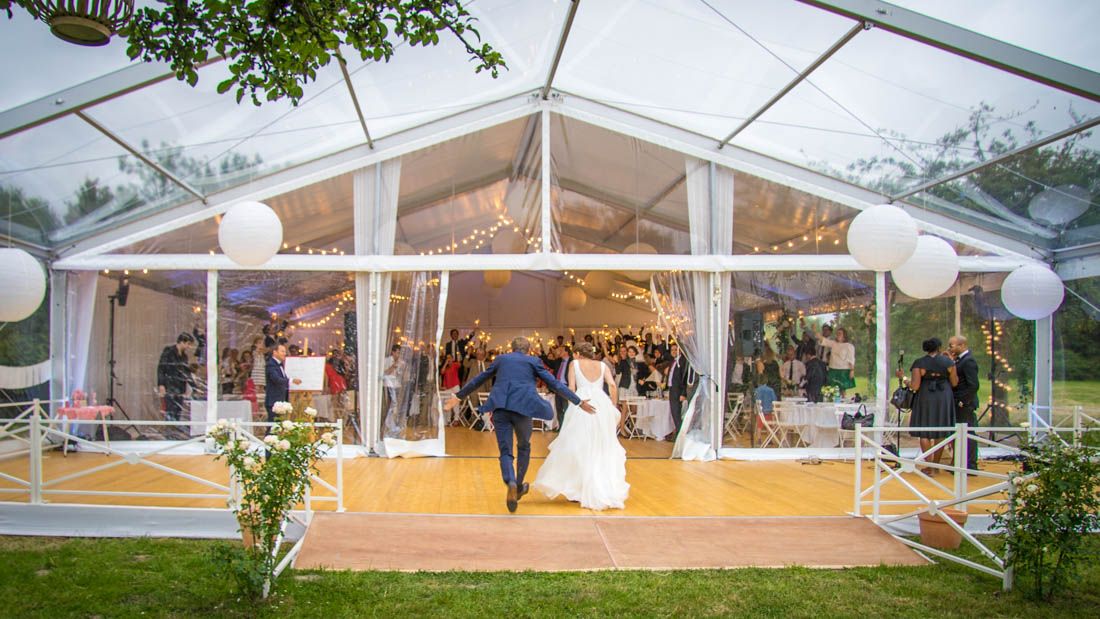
left=541, top=0, right=581, bottom=100
left=718, top=22, right=864, bottom=149
left=794, top=0, right=1100, bottom=102
left=338, top=58, right=374, bottom=149
left=556, top=177, right=689, bottom=235
left=599, top=173, right=687, bottom=244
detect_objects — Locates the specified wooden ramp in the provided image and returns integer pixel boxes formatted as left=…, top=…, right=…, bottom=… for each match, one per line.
left=293, top=513, right=926, bottom=572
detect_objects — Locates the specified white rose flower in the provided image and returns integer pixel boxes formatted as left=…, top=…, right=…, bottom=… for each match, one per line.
left=277, top=439, right=291, bottom=451
left=304, top=407, right=317, bottom=418
left=1012, top=476, right=1024, bottom=486
left=242, top=456, right=255, bottom=467
left=237, top=439, right=250, bottom=451
left=321, top=432, right=334, bottom=443
left=263, top=434, right=278, bottom=445
left=1026, top=484, right=1038, bottom=493
left=282, top=420, right=295, bottom=430
left=217, top=419, right=229, bottom=427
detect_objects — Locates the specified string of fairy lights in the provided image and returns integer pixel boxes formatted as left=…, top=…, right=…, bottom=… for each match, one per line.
left=561, top=270, right=652, bottom=304
left=981, top=319, right=1016, bottom=412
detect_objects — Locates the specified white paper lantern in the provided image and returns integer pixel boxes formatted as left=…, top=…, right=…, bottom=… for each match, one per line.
left=619, top=242, right=657, bottom=281
left=563, top=286, right=587, bottom=311
left=891, top=236, right=958, bottom=299
left=1001, top=264, right=1064, bottom=320
left=1027, top=185, right=1091, bottom=226
left=483, top=270, right=512, bottom=288
left=847, top=204, right=919, bottom=271
left=218, top=201, right=283, bottom=266
left=0, top=248, right=47, bottom=322
left=584, top=271, right=614, bottom=299
left=491, top=228, right=523, bottom=254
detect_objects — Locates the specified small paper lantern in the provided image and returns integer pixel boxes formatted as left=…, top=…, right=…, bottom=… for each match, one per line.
left=483, top=270, right=512, bottom=288
left=1027, top=185, right=1091, bottom=226
left=0, top=248, right=47, bottom=322
left=891, top=236, right=958, bottom=299
left=584, top=271, right=614, bottom=299
left=563, top=286, right=587, bottom=311
left=218, top=201, right=283, bottom=266
left=1001, top=264, right=1064, bottom=320
left=491, top=229, right=523, bottom=254
left=620, top=242, right=657, bottom=281
left=847, top=204, right=919, bottom=271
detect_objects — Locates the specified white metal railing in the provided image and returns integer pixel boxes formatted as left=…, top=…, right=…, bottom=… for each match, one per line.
left=0, top=400, right=345, bottom=513
left=853, top=419, right=1099, bottom=591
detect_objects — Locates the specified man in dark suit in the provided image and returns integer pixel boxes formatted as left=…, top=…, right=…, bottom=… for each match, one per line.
left=666, top=342, right=692, bottom=435
left=264, top=343, right=298, bottom=422
left=949, top=335, right=980, bottom=471
left=444, top=328, right=473, bottom=363
left=157, top=332, right=196, bottom=422
left=444, top=337, right=594, bottom=513
left=803, top=349, right=828, bottom=403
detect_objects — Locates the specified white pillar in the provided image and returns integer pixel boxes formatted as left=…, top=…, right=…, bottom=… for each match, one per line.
left=355, top=273, right=373, bottom=451
left=206, top=270, right=218, bottom=427
left=875, top=271, right=889, bottom=422
left=540, top=106, right=552, bottom=253
left=1033, top=315, right=1053, bottom=425
left=49, top=270, right=68, bottom=414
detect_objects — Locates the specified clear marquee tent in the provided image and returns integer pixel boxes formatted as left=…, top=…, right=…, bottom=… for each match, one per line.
left=2, top=0, right=1098, bottom=459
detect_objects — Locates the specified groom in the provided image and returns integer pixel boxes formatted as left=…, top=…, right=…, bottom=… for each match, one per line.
left=444, top=337, right=594, bottom=513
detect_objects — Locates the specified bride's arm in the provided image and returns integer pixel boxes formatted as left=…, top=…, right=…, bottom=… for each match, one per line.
left=568, top=361, right=576, bottom=392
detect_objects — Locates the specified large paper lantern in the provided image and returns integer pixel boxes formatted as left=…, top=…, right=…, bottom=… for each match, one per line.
left=218, top=201, right=283, bottom=266
left=491, top=228, right=523, bottom=254
left=1027, top=185, right=1091, bottom=226
left=0, top=248, right=47, bottom=322
left=847, top=204, right=919, bottom=271
left=584, top=270, right=614, bottom=299
left=1001, top=264, right=1064, bottom=320
left=483, top=270, right=512, bottom=288
left=891, top=236, right=958, bottom=299
left=563, top=286, right=587, bottom=311
left=619, top=242, right=657, bottom=281
left=481, top=283, right=503, bottom=299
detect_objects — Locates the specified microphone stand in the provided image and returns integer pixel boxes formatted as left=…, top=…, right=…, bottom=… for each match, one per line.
left=106, top=293, right=140, bottom=438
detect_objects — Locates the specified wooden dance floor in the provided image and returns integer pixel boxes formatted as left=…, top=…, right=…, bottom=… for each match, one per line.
left=293, top=512, right=927, bottom=571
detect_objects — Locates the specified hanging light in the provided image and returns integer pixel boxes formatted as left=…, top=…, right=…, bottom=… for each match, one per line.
left=0, top=248, right=47, bottom=322
left=491, top=228, right=523, bottom=254
left=218, top=201, right=284, bottom=267
left=584, top=270, right=614, bottom=299
left=26, top=0, right=134, bottom=47
left=1001, top=264, right=1064, bottom=320
left=563, top=286, right=587, bottom=311
left=619, top=242, right=657, bottom=281
left=483, top=270, right=512, bottom=289
left=891, top=235, right=958, bottom=299
left=846, top=204, right=919, bottom=271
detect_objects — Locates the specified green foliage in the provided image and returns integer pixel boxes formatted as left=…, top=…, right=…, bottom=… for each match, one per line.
left=207, top=415, right=335, bottom=598
left=993, top=435, right=1100, bottom=601
left=119, top=0, right=507, bottom=106
left=0, top=185, right=59, bottom=237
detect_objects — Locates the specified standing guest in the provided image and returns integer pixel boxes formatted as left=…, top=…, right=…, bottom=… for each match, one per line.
left=219, top=347, right=239, bottom=395
left=249, top=337, right=268, bottom=405
left=265, top=343, right=299, bottom=423
left=615, top=346, right=639, bottom=401
left=780, top=346, right=806, bottom=398
left=382, top=345, right=403, bottom=432
left=755, top=343, right=782, bottom=398
left=908, top=337, right=958, bottom=475
left=157, top=333, right=196, bottom=422
left=948, top=335, right=980, bottom=471
left=324, top=354, right=347, bottom=396
left=444, top=328, right=474, bottom=363
left=440, top=353, right=463, bottom=425
left=542, top=344, right=563, bottom=378
left=553, top=345, right=573, bottom=429
left=803, top=349, right=828, bottom=403
left=463, top=348, right=492, bottom=419
left=667, top=343, right=693, bottom=436
left=791, top=328, right=817, bottom=364
left=819, top=326, right=856, bottom=397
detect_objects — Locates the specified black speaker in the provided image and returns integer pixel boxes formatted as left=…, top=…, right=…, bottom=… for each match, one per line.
left=116, top=276, right=130, bottom=307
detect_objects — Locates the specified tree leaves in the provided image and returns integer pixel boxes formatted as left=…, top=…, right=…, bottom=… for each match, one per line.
left=111, top=0, right=507, bottom=106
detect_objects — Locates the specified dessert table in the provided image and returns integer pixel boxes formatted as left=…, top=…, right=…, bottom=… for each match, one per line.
left=55, top=405, right=114, bottom=454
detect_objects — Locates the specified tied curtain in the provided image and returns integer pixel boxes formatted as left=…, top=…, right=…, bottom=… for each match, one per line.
left=652, top=158, right=733, bottom=461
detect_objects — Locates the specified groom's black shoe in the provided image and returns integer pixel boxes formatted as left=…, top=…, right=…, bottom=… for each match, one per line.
left=506, top=481, right=518, bottom=513
left=517, top=482, right=530, bottom=501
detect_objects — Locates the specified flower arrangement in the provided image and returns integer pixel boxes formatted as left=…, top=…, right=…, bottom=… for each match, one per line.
left=821, top=385, right=840, bottom=401
left=992, top=429, right=1100, bottom=600
left=862, top=303, right=876, bottom=327
left=206, top=407, right=335, bottom=598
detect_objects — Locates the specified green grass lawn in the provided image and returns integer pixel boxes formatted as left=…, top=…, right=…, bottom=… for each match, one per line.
left=2, top=536, right=1098, bottom=618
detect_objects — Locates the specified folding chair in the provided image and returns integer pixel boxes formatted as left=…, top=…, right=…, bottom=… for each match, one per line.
left=756, top=404, right=786, bottom=448
left=476, top=392, right=494, bottom=432
left=725, top=393, right=745, bottom=439
left=620, top=397, right=647, bottom=440
left=773, top=401, right=808, bottom=448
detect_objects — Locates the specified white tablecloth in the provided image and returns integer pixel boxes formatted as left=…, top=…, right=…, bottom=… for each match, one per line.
left=635, top=399, right=674, bottom=440
left=189, top=400, right=253, bottom=436
left=784, top=403, right=842, bottom=448
left=539, top=392, right=559, bottom=430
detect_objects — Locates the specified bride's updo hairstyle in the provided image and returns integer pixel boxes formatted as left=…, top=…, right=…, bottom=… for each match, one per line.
left=575, top=342, right=597, bottom=359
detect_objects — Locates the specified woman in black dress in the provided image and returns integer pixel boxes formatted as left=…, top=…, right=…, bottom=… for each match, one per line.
left=908, top=337, right=958, bottom=475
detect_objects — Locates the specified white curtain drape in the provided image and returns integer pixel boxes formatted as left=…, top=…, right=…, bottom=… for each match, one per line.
left=0, top=361, right=51, bottom=389
left=65, top=271, right=98, bottom=395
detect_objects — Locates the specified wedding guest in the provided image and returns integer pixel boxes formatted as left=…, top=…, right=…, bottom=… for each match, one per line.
left=265, top=343, right=298, bottom=423
left=909, top=337, right=958, bottom=475
left=382, top=344, right=402, bottom=425
left=444, top=328, right=474, bottom=363
left=780, top=346, right=806, bottom=398
left=948, top=334, right=980, bottom=471
left=553, top=345, right=573, bottom=428
left=804, top=349, right=828, bottom=403
left=754, top=343, right=782, bottom=397
left=819, top=327, right=856, bottom=396
left=615, top=346, right=638, bottom=400
left=463, top=348, right=492, bottom=417
left=667, top=343, right=692, bottom=435
left=157, top=332, right=195, bottom=422
left=219, top=347, right=239, bottom=395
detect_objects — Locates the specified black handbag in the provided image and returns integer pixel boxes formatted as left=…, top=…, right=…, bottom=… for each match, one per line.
left=841, top=404, right=875, bottom=431
left=891, top=385, right=915, bottom=411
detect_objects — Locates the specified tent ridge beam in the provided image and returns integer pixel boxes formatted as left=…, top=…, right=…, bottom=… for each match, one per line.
left=75, top=110, right=207, bottom=204
left=718, top=21, right=864, bottom=149
left=339, top=58, right=374, bottom=148
left=541, top=0, right=581, bottom=100
left=890, top=114, right=1100, bottom=201
left=598, top=173, right=687, bottom=244
left=795, top=0, right=1100, bottom=102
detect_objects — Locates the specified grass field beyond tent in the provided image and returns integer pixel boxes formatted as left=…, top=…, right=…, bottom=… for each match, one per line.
left=1, top=536, right=1098, bottom=618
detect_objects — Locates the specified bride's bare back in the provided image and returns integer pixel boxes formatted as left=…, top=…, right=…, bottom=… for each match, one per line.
left=569, top=357, right=617, bottom=402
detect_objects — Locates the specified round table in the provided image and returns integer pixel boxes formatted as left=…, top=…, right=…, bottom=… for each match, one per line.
left=634, top=399, right=674, bottom=440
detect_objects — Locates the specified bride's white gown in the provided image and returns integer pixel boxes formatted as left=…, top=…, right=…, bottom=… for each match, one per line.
left=533, top=360, right=630, bottom=510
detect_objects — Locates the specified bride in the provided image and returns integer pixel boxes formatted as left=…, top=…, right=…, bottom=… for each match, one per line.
left=533, top=342, right=630, bottom=510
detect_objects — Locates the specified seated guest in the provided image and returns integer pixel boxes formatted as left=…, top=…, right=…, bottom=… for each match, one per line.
left=754, top=382, right=777, bottom=431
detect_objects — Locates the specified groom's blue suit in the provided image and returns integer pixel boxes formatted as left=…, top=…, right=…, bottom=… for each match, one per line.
left=456, top=352, right=582, bottom=486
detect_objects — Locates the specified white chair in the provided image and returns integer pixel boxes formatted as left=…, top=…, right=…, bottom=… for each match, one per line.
left=773, top=401, right=808, bottom=448
left=725, top=393, right=745, bottom=439
left=619, top=397, right=646, bottom=440
left=476, top=392, right=494, bottom=432
left=756, top=403, right=786, bottom=448
left=835, top=403, right=871, bottom=448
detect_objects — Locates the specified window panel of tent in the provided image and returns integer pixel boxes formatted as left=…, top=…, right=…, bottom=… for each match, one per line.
left=555, top=0, right=854, bottom=139
left=1052, top=276, right=1100, bottom=425
left=730, top=26, right=1100, bottom=198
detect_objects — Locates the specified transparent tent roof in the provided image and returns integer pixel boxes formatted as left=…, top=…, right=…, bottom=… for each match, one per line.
left=1, top=0, right=1097, bottom=258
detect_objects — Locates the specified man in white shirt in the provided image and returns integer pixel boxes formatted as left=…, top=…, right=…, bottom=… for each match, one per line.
left=382, top=345, right=402, bottom=430
left=780, top=346, right=806, bottom=397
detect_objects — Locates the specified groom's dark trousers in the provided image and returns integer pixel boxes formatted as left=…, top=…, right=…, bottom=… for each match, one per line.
left=492, top=409, right=533, bottom=485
